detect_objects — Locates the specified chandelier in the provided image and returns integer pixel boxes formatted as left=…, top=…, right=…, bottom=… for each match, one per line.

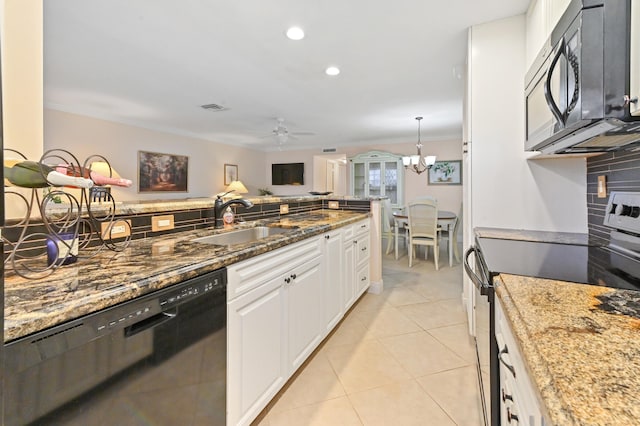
left=402, top=117, right=436, bottom=175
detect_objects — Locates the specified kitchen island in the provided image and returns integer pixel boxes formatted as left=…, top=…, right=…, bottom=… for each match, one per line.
left=476, top=228, right=640, bottom=425
left=4, top=209, right=370, bottom=342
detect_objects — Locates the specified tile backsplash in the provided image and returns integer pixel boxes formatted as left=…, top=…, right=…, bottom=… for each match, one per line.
left=3, top=198, right=372, bottom=258
left=587, top=150, right=640, bottom=245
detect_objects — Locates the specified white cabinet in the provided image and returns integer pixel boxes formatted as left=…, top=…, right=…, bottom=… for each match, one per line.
left=548, top=0, right=571, bottom=31
left=349, top=151, right=404, bottom=207
left=227, top=221, right=370, bottom=426
left=496, top=297, right=549, bottom=426
left=342, top=227, right=356, bottom=311
left=287, top=255, right=324, bottom=372
left=525, top=0, right=572, bottom=70
left=227, top=237, right=323, bottom=426
left=228, top=275, right=287, bottom=426
left=343, top=219, right=371, bottom=312
left=322, top=229, right=344, bottom=333
left=525, top=0, right=547, bottom=69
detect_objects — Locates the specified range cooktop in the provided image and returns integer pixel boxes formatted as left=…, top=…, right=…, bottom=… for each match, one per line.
left=477, top=237, right=640, bottom=292
left=477, top=191, right=640, bottom=292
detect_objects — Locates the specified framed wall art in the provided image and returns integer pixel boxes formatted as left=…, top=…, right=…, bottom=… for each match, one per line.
left=138, top=151, right=189, bottom=192
left=224, top=164, right=238, bottom=185
left=428, top=160, right=462, bottom=185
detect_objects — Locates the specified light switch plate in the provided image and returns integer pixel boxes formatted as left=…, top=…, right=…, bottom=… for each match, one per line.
left=101, top=219, right=131, bottom=239
left=152, top=214, right=175, bottom=232
left=328, top=201, right=340, bottom=209
left=280, top=204, right=289, bottom=214
left=597, top=175, right=607, bottom=198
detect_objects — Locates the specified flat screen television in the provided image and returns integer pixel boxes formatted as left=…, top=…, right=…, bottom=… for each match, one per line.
left=272, top=163, right=304, bottom=185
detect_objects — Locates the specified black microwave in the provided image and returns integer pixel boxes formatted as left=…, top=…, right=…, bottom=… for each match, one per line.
left=525, top=0, right=640, bottom=154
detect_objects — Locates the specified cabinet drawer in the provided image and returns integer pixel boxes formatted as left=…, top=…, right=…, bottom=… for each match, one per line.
left=354, top=219, right=370, bottom=236
left=496, top=298, right=547, bottom=426
left=356, top=263, right=369, bottom=290
left=356, top=235, right=370, bottom=265
left=227, top=236, right=322, bottom=301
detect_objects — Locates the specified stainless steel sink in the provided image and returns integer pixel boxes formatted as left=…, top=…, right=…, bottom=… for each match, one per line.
left=193, top=226, right=294, bottom=246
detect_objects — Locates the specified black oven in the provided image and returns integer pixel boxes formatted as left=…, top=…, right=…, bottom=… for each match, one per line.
left=525, top=0, right=640, bottom=154
left=464, top=191, right=640, bottom=425
left=3, top=268, right=227, bottom=425
left=464, top=244, right=497, bottom=426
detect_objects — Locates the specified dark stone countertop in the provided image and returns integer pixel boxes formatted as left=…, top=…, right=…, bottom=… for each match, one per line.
left=5, top=209, right=369, bottom=342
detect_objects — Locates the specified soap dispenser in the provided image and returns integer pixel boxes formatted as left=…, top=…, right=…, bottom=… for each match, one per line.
left=223, top=207, right=235, bottom=225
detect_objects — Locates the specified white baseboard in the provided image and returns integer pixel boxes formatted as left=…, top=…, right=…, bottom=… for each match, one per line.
left=368, top=279, right=384, bottom=294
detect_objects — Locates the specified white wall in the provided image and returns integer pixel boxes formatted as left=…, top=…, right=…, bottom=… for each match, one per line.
left=2, top=0, right=45, bottom=220
left=2, top=0, right=43, bottom=160
left=265, top=140, right=463, bottom=212
left=43, top=110, right=462, bottom=211
left=44, top=109, right=266, bottom=201
left=469, top=15, right=587, bottom=233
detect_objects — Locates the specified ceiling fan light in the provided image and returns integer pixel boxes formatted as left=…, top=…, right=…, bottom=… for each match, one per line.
left=286, top=26, right=305, bottom=40
left=325, top=66, right=340, bottom=76
left=410, top=155, right=420, bottom=165
left=277, top=133, right=288, bottom=144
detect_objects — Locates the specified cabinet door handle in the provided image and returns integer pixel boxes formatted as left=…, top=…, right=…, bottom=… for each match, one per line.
left=501, top=389, right=513, bottom=402
left=361, top=246, right=367, bottom=251
left=361, top=224, right=367, bottom=228
left=284, top=277, right=291, bottom=284
left=361, top=276, right=367, bottom=281
left=325, top=235, right=330, bottom=240
left=353, top=240, right=357, bottom=244
left=498, top=345, right=516, bottom=378
left=291, top=274, right=297, bottom=280
left=507, top=407, right=519, bottom=424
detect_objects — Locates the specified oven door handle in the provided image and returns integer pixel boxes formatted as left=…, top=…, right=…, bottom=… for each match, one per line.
left=544, top=37, right=566, bottom=126
left=124, top=308, right=178, bottom=337
left=463, top=246, right=491, bottom=293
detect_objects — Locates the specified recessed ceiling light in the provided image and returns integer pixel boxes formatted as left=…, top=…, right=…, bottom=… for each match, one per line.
left=286, top=26, right=305, bottom=40
left=325, top=66, right=340, bottom=76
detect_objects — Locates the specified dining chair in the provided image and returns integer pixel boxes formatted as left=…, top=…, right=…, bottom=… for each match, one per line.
left=414, top=196, right=437, bottom=201
left=407, top=198, right=439, bottom=269
left=439, top=203, right=462, bottom=266
left=382, top=198, right=407, bottom=257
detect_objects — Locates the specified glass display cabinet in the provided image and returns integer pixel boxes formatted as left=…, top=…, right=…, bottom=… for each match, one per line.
left=349, top=151, right=404, bottom=208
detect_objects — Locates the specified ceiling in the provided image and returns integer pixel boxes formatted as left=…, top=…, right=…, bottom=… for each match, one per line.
left=43, top=0, right=530, bottom=152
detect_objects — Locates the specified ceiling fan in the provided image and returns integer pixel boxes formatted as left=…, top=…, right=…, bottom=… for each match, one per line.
left=268, top=118, right=314, bottom=145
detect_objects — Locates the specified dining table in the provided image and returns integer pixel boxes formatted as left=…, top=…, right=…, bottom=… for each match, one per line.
left=392, top=210, right=457, bottom=266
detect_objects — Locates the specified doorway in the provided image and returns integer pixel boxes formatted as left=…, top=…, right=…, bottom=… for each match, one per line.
left=312, top=154, right=347, bottom=195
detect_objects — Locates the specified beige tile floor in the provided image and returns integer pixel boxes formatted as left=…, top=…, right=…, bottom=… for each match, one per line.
left=254, top=245, right=483, bottom=426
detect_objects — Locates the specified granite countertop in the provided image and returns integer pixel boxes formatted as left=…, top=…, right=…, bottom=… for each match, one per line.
left=479, top=227, right=640, bottom=425
left=497, top=275, right=640, bottom=425
left=4, top=209, right=369, bottom=343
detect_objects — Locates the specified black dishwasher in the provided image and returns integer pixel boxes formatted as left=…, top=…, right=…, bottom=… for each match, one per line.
left=4, top=268, right=227, bottom=426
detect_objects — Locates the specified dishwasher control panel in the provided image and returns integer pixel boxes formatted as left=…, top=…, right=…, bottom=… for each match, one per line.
left=91, top=268, right=226, bottom=337
left=159, top=273, right=223, bottom=309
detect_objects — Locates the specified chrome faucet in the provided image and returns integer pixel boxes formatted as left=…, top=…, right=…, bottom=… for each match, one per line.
left=214, top=191, right=254, bottom=228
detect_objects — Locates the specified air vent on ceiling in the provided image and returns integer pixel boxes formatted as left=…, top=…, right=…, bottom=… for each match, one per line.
left=200, top=103, right=227, bottom=111
left=322, top=148, right=337, bottom=153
